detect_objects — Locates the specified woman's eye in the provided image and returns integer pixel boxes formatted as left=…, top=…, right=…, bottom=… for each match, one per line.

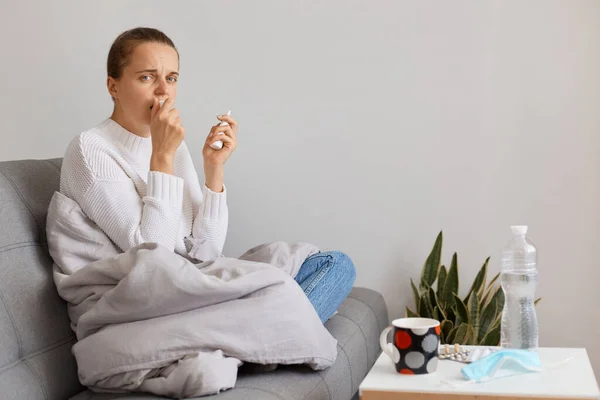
left=167, top=76, right=178, bottom=83
left=141, top=75, right=152, bottom=81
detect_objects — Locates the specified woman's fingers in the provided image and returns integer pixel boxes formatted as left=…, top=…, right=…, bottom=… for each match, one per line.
left=206, top=129, right=234, bottom=147
left=209, top=125, right=233, bottom=139
left=216, top=115, right=238, bottom=136
left=213, top=134, right=235, bottom=148
left=159, top=97, right=174, bottom=115
left=217, top=115, right=237, bottom=126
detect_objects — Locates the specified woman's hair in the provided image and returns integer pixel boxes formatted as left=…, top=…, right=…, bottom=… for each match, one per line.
left=107, top=27, right=179, bottom=79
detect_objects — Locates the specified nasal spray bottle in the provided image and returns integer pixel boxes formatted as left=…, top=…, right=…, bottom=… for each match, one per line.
left=210, top=110, right=231, bottom=150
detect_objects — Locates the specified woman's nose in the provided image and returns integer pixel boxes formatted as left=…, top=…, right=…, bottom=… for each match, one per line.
left=155, top=77, right=169, bottom=94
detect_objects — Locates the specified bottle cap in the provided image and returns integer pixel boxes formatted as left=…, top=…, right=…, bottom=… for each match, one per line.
left=511, top=225, right=528, bottom=236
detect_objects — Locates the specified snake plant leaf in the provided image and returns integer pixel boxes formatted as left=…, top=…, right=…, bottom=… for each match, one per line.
left=486, top=271, right=500, bottom=291
left=406, top=306, right=419, bottom=318
left=477, top=296, right=497, bottom=343
left=467, top=325, right=477, bottom=345
left=468, top=290, right=480, bottom=341
left=453, top=294, right=469, bottom=326
left=432, top=306, right=441, bottom=321
left=464, top=258, right=488, bottom=304
left=420, top=231, right=443, bottom=291
left=493, top=287, right=505, bottom=317
left=442, top=253, right=459, bottom=308
left=446, top=326, right=458, bottom=344
left=491, top=310, right=502, bottom=331
left=481, top=272, right=500, bottom=306
left=410, top=278, right=420, bottom=307
left=419, top=292, right=434, bottom=319
left=476, top=257, right=490, bottom=298
left=492, top=314, right=502, bottom=329
left=437, top=265, right=447, bottom=301
left=453, top=323, right=470, bottom=344
left=429, top=287, right=446, bottom=320
left=479, top=323, right=501, bottom=346
left=445, top=306, right=456, bottom=324
left=418, top=294, right=427, bottom=317
left=437, top=303, right=447, bottom=320
left=488, top=285, right=504, bottom=306
left=424, top=292, right=435, bottom=319
left=441, top=320, right=454, bottom=340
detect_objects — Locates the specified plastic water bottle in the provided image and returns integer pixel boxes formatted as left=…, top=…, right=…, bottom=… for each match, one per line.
left=500, top=225, right=539, bottom=350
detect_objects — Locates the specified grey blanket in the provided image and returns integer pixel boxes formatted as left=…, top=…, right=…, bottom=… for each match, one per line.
left=46, top=192, right=338, bottom=398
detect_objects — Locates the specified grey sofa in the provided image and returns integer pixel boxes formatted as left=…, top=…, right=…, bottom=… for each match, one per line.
left=0, top=158, right=389, bottom=400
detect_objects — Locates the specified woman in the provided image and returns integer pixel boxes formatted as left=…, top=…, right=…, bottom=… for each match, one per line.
left=59, top=27, right=355, bottom=324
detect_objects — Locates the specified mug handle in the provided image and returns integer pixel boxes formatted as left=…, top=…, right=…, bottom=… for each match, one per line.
left=379, top=326, right=394, bottom=359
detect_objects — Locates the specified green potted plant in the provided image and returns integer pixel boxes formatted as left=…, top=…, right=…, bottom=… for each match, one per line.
left=406, top=231, right=541, bottom=345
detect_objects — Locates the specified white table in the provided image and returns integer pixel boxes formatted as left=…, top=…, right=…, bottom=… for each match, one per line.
left=359, top=347, right=599, bottom=400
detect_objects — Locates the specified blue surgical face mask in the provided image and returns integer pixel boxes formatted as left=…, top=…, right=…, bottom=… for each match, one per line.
left=461, top=349, right=542, bottom=383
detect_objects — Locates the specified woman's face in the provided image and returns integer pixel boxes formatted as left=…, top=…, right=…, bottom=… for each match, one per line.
left=108, top=42, right=179, bottom=128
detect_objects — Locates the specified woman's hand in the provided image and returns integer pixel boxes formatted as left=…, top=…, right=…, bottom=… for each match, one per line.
left=202, top=114, right=238, bottom=192
left=202, top=114, right=237, bottom=167
left=149, top=97, right=184, bottom=174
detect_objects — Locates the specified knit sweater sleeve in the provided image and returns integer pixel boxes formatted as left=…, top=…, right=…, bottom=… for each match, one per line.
left=60, top=133, right=184, bottom=252
left=178, top=142, right=228, bottom=261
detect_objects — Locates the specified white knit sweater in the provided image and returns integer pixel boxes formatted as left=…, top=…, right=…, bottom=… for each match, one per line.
left=59, top=118, right=228, bottom=261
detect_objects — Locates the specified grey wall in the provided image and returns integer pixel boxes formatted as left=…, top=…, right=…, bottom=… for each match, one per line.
left=2, top=0, right=600, bottom=379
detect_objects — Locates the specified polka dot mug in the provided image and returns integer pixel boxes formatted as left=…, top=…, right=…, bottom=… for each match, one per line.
left=379, top=318, right=441, bottom=374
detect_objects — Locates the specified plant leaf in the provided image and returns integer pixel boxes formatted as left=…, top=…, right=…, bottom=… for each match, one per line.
left=446, top=326, right=458, bottom=344
left=468, top=290, right=480, bottom=341
left=465, top=258, right=488, bottom=304
left=464, top=292, right=471, bottom=305
left=419, top=293, right=434, bottom=319
left=477, top=296, right=497, bottom=343
left=534, top=297, right=542, bottom=306
left=481, top=272, right=500, bottom=306
left=483, top=286, right=504, bottom=333
left=467, top=325, right=477, bottom=345
left=420, top=231, right=443, bottom=291
left=493, top=287, right=505, bottom=317
left=487, top=286, right=504, bottom=312
left=437, top=265, right=447, bottom=301
left=486, top=271, right=500, bottom=292
left=441, top=320, right=454, bottom=340
left=442, top=253, right=459, bottom=309
left=479, top=323, right=501, bottom=346
left=493, top=315, right=502, bottom=329
left=476, top=257, right=490, bottom=298
left=491, top=310, right=502, bottom=331
left=429, top=287, right=446, bottom=320
left=410, top=278, right=420, bottom=308
left=406, top=306, right=419, bottom=318
left=432, top=306, right=441, bottom=321
left=424, top=292, right=435, bottom=319
left=453, top=294, right=469, bottom=326
left=453, top=323, right=469, bottom=344
left=445, top=307, right=456, bottom=325
left=437, top=305, right=447, bottom=320
left=418, top=294, right=426, bottom=317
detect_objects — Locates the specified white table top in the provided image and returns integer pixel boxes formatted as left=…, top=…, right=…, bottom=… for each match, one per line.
left=360, top=347, right=600, bottom=399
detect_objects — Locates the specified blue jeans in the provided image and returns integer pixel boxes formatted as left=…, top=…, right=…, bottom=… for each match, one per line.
left=294, top=251, right=356, bottom=323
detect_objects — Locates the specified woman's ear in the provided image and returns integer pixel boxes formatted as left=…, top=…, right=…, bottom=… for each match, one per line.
left=107, top=76, right=118, bottom=100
